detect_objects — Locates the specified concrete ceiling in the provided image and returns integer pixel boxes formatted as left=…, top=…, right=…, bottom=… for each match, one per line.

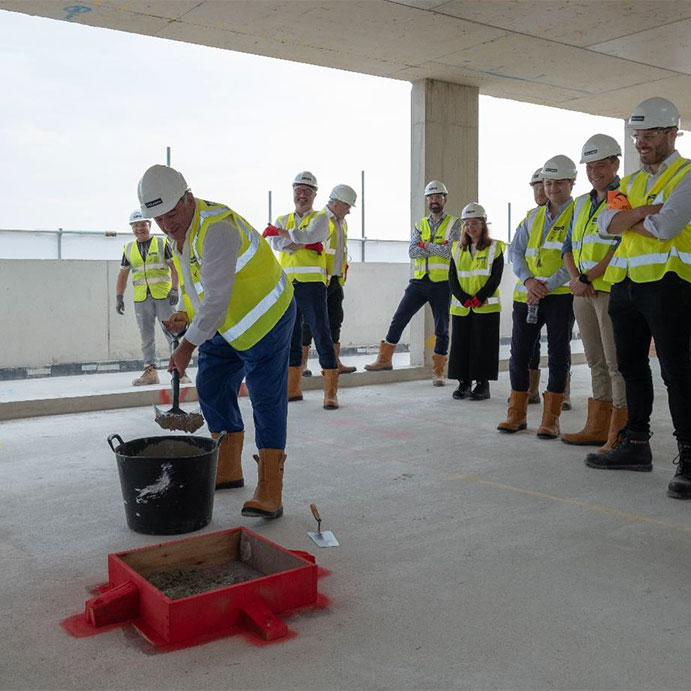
left=3, top=0, right=691, bottom=123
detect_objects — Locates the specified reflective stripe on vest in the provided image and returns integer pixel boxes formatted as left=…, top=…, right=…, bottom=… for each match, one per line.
left=126, top=236, right=171, bottom=301
left=513, top=203, right=573, bottom=302
left=413, top=215, right=457, bottom=282
left=175, top=199, right=293, bottom=351
left=571, top=192, right=619, bottom=293
left=325, top=216, right=348, bottom=286
left=605, top=158, right=691, bottom=284
left=450, top=239, right=505, bottom=316
left=276, top=211, right=328, bottom=284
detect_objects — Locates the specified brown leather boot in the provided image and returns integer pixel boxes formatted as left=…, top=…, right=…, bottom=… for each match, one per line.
left=497, top=390, right=530, bottom=433
left=432, top=353, right=447, bottom=387
left=537, top=391, right=565, bottom=439
left=322, top=368, right=339, bottom=410
left=241, top=449, right=285, bottom=519
left=335, top=342, right=356, bottom=374
left=528, top=369, right=541, bottom=404
left=288, top=365, right=303, bottom=402
left=596, top=406, right=628, bottom=455
left=561, top=398, right=612, bottom=446
left=301, top=345, right=312, bottom=377
left=365, top=341, right=395, bottom=371
left=132, top=364, right=159, bottom=386
left=562, top=372, right=572, bottom=411
left=211, top=431, right=244, bottom=489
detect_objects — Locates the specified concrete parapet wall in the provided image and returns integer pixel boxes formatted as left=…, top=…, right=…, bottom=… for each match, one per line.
left=1, top=259, right=522, bottom=370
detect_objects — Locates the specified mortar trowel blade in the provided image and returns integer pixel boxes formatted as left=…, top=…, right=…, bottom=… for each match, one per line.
left=308, top=530, right=340, bottom=548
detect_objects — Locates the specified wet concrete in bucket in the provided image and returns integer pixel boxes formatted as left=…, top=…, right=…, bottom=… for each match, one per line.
left=147, top=562, right=264, bottom=599
left=135, top=439, right=209, bottom=458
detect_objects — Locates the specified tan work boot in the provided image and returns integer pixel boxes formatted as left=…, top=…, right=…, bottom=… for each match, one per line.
left=497, top=390, right=530, bottom=433
left=301, top=345, right=312, bottom=377
left=241, top=449, right=286, bottom=519
left=132, top=364, right=159, bottom=386
left=561, top=398, right=612, bottom=446
left=335, top=343, right=356, bottom=374
left=211, top=431, right=244, bottom=489
left=537, top=391, right=565, bottom=439
left=432, top=353, right=448, bottom=387
left=364, top=340, right=396, bottom=371
left=528, top=369, right=541, bottom=404
left=562, top=372, right=572, bottom=411
left=322, top=368, right=340, bottom=410
left=596, top=406, right=628, bottom=455
left=288, top=365, right=303, bottom=401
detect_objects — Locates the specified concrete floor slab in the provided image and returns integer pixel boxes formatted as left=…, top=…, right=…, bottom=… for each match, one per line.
left=1, top=362, right=686, bottom=690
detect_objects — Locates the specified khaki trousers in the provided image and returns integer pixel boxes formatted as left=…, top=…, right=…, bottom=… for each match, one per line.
left=573, top=291, right=626, bottom=408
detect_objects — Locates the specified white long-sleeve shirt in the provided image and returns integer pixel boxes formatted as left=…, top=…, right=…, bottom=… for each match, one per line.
left=173, top=219, right=242, bottom=347
left=267, top=209, right=330, bottom=253
left=598, top=151, right=691, bottom=239
left=325, top=205, right=346, bottom=278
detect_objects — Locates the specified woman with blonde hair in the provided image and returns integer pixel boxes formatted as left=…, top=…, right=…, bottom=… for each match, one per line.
left=448, top=203, right=505, bottom=400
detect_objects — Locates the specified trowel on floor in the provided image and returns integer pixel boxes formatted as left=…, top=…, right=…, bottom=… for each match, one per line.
left=308, top=504, right=339, bottom=548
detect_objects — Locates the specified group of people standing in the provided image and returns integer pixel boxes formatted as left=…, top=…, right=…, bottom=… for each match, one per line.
left=123, top=94, right=690, bottom=520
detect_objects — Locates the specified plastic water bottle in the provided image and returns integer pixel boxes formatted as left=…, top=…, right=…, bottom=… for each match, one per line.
left=526, top=304, right=538, bottom=324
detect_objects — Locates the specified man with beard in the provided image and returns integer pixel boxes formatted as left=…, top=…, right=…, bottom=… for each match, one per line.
left=365, top=180, right=461, bottom=386
left=586, top=97, right=691, bottom=501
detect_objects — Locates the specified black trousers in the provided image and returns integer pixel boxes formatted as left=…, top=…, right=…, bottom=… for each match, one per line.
left=289, top=282, right=338, bottom=369
left=609, top=274, right=691, bottom=441
left=385, top=277, right=451, bottom=355
left=302, top=276, right=345, bottom=345
left=509, top=294, right=574, bottom=393
left=448, top=312, right=500, bottom=381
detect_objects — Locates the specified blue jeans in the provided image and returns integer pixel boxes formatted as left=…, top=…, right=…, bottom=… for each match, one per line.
left=196, top=299, right=296, bottom=450
left=290, top=282, right=338, bottom=369
left=386, top=278, right=451, bottom=355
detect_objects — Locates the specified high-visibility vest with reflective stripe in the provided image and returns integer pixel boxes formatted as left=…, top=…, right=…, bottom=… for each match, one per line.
left=324, top=216, right=348, bottom=285
left=604, top=157, right=691, bottom=284
left=450, top=240, right=505, bottom=316
left=413, top=215, right=458, bottom=282
left=513, top=202, right=573, bottom=302
left=125, top=236, right=171, bottom=302
left=276, top=210, right=328, bottom=285
left=571, top=192, right=619, bottom=293
left=174, top=199, right=294, bottom=352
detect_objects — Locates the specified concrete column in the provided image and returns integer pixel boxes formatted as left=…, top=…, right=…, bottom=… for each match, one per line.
left=409, top=80, right=479, bottom=366
left=623, top=119, right=639, bottom=175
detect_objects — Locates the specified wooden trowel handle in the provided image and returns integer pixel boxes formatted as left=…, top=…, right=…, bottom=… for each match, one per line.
left=310, top=504, right=321, bottom=522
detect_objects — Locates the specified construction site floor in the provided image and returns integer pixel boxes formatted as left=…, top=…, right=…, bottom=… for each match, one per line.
left=3, top=360, right=686, bottom=691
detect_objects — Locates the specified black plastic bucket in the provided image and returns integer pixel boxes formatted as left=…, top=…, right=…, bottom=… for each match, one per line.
left=107, top=433, right=221, bottom=535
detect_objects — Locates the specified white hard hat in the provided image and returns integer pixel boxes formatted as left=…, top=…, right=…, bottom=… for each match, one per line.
left=628, top=97, right=681, bottom=130
left=129, top=209, right=150, bottom=225
left=293, top=171, right=318, bottom=189
left=529, top=168, right=543, bottom=186
left=138, top=165, right=189, bottom=217
left=330, top=184, right=357, bottom=207
left=424, top=180, right=448, bottom=196
left=461, top=202, right=487, bottom=221
left=580, top=134, right=622, bottom=163
left=541, top=155, right=577, bottom=181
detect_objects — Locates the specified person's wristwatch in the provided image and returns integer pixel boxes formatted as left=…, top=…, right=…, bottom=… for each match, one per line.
left=578, top=273, right=591, bottom=285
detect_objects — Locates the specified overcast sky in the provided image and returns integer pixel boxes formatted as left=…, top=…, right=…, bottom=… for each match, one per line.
left=1, top=9, right=688, bottom=244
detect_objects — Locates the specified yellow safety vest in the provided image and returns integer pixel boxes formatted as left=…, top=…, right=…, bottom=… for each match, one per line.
left=513, top=203, right=573, bottom=303
left=604, top=157, right=691, bottom=284
left=125, top=236, right=171, bottom=302
left=324, top=216, right=348, bottom=286
left=450, top=240, right=505, bottom=316
left=276, top=210, right=328, bottom=285
left=571, top=192, right=619, bottom=293
left=174, top=198, right=294, bottom=352
left=413, top=215, right=458, bottom=282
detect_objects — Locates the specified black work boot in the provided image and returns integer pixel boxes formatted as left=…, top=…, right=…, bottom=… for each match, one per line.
left=667, top=441, right=691, bottom=499
left=452, top=380, right=472, bottom=400
left=470, top=380, right=490, bottom=401
left=585, top=428, right=652, bottom=472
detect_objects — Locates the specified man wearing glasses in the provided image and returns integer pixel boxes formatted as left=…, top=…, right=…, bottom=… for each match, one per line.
left=365, top=180, right=461, bottom=386
left=586, top=97, right=691, bottom=501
